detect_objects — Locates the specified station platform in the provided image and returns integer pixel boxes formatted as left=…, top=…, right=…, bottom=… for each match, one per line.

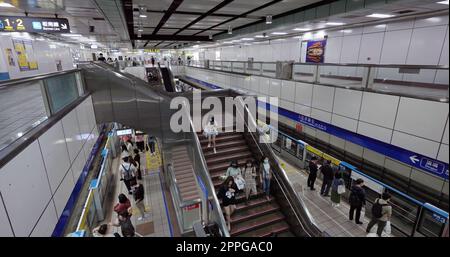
left=103, top=139, right=174, bottom=237
left=276, top=156, right=394, bottom=237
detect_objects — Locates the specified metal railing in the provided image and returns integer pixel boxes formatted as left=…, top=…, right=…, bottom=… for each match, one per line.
left=186, top=60, right=449, bottom=101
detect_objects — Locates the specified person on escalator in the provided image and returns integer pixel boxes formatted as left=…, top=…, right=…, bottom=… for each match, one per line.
left=217, top=176, right=238, bottom=232
left=307, top=157, right=318, bottom=190
left=226, top=160, right=244, bottom=191
left=204, top=116, right=219, bottom=154
left=349, top=178, right=366, bottom=225
left=260, top=157, right=272, bottom=201
left=243, top=160, right=257, bottom=205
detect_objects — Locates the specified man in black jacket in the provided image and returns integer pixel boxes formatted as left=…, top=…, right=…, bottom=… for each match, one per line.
left=320, top=160, right=334, bottom=196
left=307, top=157, right=319, bottom=190
left=349, top=179, right=366, bottom=225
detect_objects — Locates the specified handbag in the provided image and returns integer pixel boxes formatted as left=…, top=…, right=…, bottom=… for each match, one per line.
left=337, top=184, right=346, bottom=195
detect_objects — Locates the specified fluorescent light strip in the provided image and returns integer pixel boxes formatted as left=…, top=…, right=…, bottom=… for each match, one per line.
left=366, top=13, right=395, bottom=18
left=271, top=32, right=287, bottom=35
left=0, top=2, right=15, bottom=7
left=326, top=22, right=345, bottom=26
left=437, top=0, right=449, bottom=4
left=293, top=28, right=309, bottom=31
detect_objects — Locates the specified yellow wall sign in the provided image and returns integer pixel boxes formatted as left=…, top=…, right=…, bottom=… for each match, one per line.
left=144, top=49, right=160, bottom=53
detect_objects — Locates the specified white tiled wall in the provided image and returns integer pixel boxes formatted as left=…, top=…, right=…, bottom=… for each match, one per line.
left=357, top=121, right=393, bottom=144
left=312, top=85, right=335, bottom=112
left=359, top=92, right=399, bottom=129
left=392, top=131, right=440, bottom=158
left=333, top=88, right=362, bottom=119
left=0, top=97, right=98, bottom=236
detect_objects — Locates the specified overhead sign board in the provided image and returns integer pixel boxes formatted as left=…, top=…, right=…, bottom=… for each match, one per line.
left=0, top=16, right=70, bottom=33
left=116, top=129, right=133, bottom=136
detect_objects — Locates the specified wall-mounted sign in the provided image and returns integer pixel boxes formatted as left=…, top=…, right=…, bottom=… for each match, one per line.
left=144, top=49, right=160, bottom=53
left=306, top=40, right=326, bottom=63
left=0, top=16, right=70, bottom=33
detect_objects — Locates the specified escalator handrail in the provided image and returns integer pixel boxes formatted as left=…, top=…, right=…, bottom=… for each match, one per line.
left=235, top=96, right=323, bottom=237
left=182, top=100, right=230, bottom=237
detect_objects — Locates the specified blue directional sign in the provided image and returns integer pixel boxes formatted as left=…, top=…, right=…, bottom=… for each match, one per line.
left=184, top=76, right=449, bottom=180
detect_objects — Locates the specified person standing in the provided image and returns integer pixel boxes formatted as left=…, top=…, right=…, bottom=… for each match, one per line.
left=226, top=160, right=244, bottom=190
left=97, top=53, right=106, bottom=62
left=147, top=136, right=156, bottom=156
left=132, top=182, right=147, bottom=221
left=135, top=132, right=145, bottom=152
left=307, top=157, right=318, bottom=190
left=120, top=156, right=137, bottom=194
left=330, top=172, right=345, bottom=207
left=243, top=160, right=257, bottom=205
left=109, top=210, right=135, bottom=237
left=320, top=160, right=334, bottom=196
left=217, top=176, right=238, bottom=232
left=260, top=157, right=272, bottom=201
left=133, top=149, right=142, bottom=180
left=349, top=178, right=366, bottom=225
left=151, top=56, right=155, bottom=67
left=366, top=192, right=392, bottom=237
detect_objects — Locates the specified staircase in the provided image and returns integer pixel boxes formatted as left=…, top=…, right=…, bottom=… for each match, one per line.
left=198, top=131, right=294, bottom=237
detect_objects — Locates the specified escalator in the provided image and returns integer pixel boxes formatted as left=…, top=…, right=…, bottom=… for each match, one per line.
left=78, top=61, right=323, bottom=237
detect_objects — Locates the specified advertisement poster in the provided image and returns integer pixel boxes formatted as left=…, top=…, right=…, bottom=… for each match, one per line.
left=306, top=40, right=326, bottom=63
left=13, top=39, right=38, bottom=71
left=5, top=48, right=15, bottom=66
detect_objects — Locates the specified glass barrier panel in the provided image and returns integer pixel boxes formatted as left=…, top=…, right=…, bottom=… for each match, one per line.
left=0, top=80, right=48, bottom=151
left=262, top=63, right=276, bottom=77
left=45, top=73, right=80, bottom=114
left=233, top=62, right=244, bottom=72
left=417, top=209, right=447, bottom=237
left=293, top=64, right=315, bottom=83
left=318, top=65, right=364, bottom=88
left=247, top=62, right=261, bottom=75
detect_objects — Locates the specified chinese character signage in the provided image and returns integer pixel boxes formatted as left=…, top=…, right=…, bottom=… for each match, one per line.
left=0, top=16, right=70, bottom=33
left=13, top=39, right=38, bottom=71
left=306, top=40, right=326, bottom=63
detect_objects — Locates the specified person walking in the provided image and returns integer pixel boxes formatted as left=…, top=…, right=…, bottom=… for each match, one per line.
left=133, top=149, right=142, bottom=180
left=330, top=172, right=345, bottom=207
left=120, top=156, right=137, bottom=194
left=147, top=136, right=156, bottom=156
left=260, top=157, right=272, bottom=201
left=113, top=193, right=131, bottom=215
left=366, top=192, right=392, bottom=237
left=217, top=176, right=238, bottom=232
left=349, top=178, right=366, bottom=225
left=307, top=157, right=319, bottom=190
left=320, top=160, right=334, bottom=196
left=151, top=56, right=155, bottom=67
left=243, top=160, right=257, bottom=205
left=226, top=160, right=244, bottom=191
left=204, top=116, right=219, bottom=154
left=135, top=132, right=145, bottom=152
left=132, top=181, right=147, bottom=221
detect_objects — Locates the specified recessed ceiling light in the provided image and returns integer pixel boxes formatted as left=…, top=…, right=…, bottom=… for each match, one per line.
left=325, top=22, right=345, bottom=26
left=241, top=38, right=254, bottom=41
left=293, top=28, right=309, bottom=31
left=437, top=0, right=449, bottom=4
left=366, top=13, right=395, bottom=18
left=266, top=15, right=272, bottom=24
left=271, top=32, right=287, bottom=35
left=139, top=14, right=147, bottom=18
left=0, top=2, right=15, bottom=7
left=61, top=33, right=82, bottom=37
left=255, top=35, right=266, bottom=38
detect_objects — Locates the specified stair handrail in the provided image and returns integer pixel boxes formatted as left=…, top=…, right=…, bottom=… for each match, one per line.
left=235, top=96, right=324, bottom=237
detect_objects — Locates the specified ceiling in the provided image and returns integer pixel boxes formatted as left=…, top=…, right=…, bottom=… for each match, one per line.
left=0, top=0, right=131, bottom=49
left=125, top=0, right=323, bottom=49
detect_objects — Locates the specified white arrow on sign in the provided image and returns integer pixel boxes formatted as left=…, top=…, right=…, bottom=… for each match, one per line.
left=410, top=155, right=419, bottom=164
left=61, top=23, right=67, bottom=30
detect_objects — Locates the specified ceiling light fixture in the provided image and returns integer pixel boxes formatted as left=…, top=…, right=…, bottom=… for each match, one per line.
left=293, top=28, right=309, bottom=31
left=139, top=5, right=147, bottom=18
left=366, top=13, right=395, bottom=18
left=266, top=15, right=272, bottom=24
left=271, top=32, right=287, bottom=35
left=437, top=0, right=449, bottom=4
left=61, top=33, right=82, bottom=37
left=0, top=2, right=15, bottom=8
left=228, top=26, right=232, bottom=34
left=325, top=22, right=345, bottom=26
left=241, top=37, right=254, bottom=41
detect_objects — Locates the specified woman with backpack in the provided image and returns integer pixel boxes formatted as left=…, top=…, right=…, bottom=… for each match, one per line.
left=366, top=192, right=392, bottom=237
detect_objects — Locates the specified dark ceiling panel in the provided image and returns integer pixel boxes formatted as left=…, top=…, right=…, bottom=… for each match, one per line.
left=152, top=0, right=184, bottom=35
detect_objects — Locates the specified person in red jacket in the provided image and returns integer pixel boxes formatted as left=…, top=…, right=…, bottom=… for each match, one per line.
left=113, top=193, right=131, bottom=215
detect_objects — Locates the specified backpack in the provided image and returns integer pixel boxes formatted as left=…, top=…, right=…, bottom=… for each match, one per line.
left=122, top=164, right=133, bottom=180
left=371, top=199, right=387, bottom=219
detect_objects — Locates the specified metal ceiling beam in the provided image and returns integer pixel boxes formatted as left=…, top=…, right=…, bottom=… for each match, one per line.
left=133, top=34, right=212, bottom=41
left=173, top=0, right=234, bottom=36
left=133, top=8, right=263, bottom=19
left=194, top=0, right=283, bottom=36
left=121, top=0, right=135, bottom=47
left=134, top=26, right=226, bottom=32
left=153, top=0, right=184, bottom=35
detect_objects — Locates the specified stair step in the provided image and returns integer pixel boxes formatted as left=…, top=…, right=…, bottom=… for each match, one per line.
left=237, top=221, right=291, bottom=237
left=230, top=202, right=280, bottom=224
left=206, top=152, right=252, bottom=165
left=202, top=140, right=247, bottom=151
left=235, top=196, right=274, bottom=212
left=200, top=134, right=242, bottom=145
left=204, top=146, right=249, bottom=158
left=230, top=212, right=285, bottom=236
